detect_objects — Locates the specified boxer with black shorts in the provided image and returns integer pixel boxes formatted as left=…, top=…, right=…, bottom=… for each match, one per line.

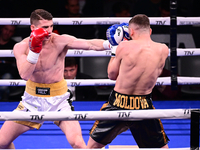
left=0, top=9, right=109, bottom=149
left=87, top=14, right=170, bottom=148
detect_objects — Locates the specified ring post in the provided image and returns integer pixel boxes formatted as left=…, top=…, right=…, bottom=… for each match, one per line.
left=170, top=0, right=178, bottom=90
left=190, top=109, right=200, bottom=150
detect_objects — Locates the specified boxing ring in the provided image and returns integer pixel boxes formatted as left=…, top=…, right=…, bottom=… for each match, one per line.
left=0, top=3, right=200, bottom=150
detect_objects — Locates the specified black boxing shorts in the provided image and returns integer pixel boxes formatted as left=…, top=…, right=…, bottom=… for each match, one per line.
left=89, top=90, right=169, bottom=148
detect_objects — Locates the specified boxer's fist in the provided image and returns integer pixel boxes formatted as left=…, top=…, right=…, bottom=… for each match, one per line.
left=29, top=28, right=49, bottom=53
left=27, top=28, right=48, bottom=64
left=106, top=24, right=124, bottom=46
left=120, top=23, right=130, bottom=40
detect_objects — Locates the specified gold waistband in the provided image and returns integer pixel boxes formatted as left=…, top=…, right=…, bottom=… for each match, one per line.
left=25, top=79, right=68, bottom=97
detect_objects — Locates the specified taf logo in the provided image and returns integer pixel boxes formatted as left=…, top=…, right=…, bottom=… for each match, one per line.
left=156, top=82, right=164, bottom=86
left=106, top=51, right=111, bottom=55
left=30, top=115, right=44, bottom=120
left=10, top=82, right=20, bottom=86
left=74, top=51, right=83, bottom=55
left=118, top=112, right=131, bottom=118
left=72, top=21, right=82, bottom=25
left=11, top=20, right=21, bottom=25
left=74, top=114, right=88, bottom=119
left=156, top=21, right=166, bottom=25
left=71, top=82, right=81, bottom=87
left=184, top=51, right=194, bottom=55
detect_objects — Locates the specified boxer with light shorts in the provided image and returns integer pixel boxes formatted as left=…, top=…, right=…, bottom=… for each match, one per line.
left=0, top=9, right=109, bottom=149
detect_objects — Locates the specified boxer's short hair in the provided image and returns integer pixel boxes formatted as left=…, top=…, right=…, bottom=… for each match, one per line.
left=30, top=9, right=53, bottom=25
left=129, top=14, right=150, bottom=29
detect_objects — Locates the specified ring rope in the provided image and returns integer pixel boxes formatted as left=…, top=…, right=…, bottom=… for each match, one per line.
left=0, top=17, right=200, bottom=25
left=1, top=77, right=200, bottom=86
left=4, top=148, right=190, bottom=150
left=0, top=48, right=199, bottom=57
left=0, top=109, right=193, bottom=121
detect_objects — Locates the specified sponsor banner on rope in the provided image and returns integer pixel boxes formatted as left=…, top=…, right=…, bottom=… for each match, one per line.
left=96, top=21, right=120, bottom=25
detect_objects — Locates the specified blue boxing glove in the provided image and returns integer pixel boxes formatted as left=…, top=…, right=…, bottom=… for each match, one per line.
left=120, top=23, right=130, bottom=40
left=106, top=24, right=124, bottom=46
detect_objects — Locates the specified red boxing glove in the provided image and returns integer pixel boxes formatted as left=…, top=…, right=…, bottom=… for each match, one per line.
left=27, top=28, right=48, bottom=64
left=29, top=28, right=49, bottom=53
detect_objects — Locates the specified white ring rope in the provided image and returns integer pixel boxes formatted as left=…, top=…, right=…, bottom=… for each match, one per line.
left=0, top=17, right=200, bottom=25
left=0, top=109, right=193, bottom=121
left=4, top=148, right=190, bottom=150
left=0, top=48, right=199, bottom=57
left=0, top=77, right=200, bottom=86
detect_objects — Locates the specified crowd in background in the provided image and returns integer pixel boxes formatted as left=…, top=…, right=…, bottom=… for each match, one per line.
left=1, top=0, right=200, bottom=18
left=0, top=0, right=200, bottom=101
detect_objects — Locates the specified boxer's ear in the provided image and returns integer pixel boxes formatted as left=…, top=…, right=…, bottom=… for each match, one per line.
left=149, top=28, right=152, bottom=35
left=30, top=25, right=36, bottom=31
left=129, top=28, right=134, bottom=37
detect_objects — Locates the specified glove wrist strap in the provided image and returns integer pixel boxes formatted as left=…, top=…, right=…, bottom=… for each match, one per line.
left=111, top=45, right=117, bottom=57
left=103, top=40, right=110, bottom=50
left=27, top=50, right=40, bottom=64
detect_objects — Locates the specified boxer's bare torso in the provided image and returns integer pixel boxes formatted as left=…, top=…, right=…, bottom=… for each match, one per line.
left=109, top=39, right=169, bottom=95
left=13, top=20, right=105, bottom=84
left=14, top=34, right=68, bottom=83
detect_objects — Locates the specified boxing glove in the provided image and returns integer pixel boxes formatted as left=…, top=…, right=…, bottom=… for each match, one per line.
left=27, top=28, right=49, bottom=64
left=120, top=23, right=130, bottom=40
left=106, top=24, right=124, bottom=46
left=103, top=40, right=117, bottom=57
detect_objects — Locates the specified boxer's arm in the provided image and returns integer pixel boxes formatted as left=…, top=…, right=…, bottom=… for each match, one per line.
left=14, top=29, right=48, bottom=80
left=13, top=40, right=37, bottom=81
left=59, top=24, right=125, bottom=51
left=107, top=44, right=123, bottom=80
left=60, top=34, right=109, bottom=51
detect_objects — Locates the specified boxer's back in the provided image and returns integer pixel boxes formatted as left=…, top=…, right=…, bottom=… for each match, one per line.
left=114, top=39, right=169, bottom=95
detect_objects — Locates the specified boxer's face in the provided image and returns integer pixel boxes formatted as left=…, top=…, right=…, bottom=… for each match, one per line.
left=64, top=65, right=78, bottom=79
left=31, top=19, right=53, bottom=39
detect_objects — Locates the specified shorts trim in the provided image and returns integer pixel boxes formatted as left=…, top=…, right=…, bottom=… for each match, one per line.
left=152, top=105, right=168, bottom=144
left=89, top=102, right=109, bottom=135
left=14, top=121, right=42, bottom=129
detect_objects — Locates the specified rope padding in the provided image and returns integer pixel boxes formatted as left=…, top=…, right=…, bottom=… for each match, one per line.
left=1, top=17, right=200, bottom=25
left=0, top=109, right=193, bottom=121
left=0, top=77, right=200, bottom=86
left=0, top=48, right=199, bottom=57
